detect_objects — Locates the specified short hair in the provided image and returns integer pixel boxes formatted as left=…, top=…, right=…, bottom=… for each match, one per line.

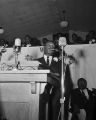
left=77, top=78, right=87, bottom=87
left=25, top=34, right=31, bottom=38
left=42, top=38, right=53, bottom=46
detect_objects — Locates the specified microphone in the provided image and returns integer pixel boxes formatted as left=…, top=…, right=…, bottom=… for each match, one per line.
left=59, top=37, right=67, bottom=46
left=15, top=38, right=21, bottom=46
left=59, top=37, right=67, bottom=107
left=13, top=38, right=21, bottom=70
left=14, top=38, right=21, bottom=53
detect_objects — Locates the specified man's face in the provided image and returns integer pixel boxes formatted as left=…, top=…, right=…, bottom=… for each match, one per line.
left=25, top=36, right=31, bottom=44
left=78, top=80, right=87, bottom=90
left=44, top=42, right=55, bottom=55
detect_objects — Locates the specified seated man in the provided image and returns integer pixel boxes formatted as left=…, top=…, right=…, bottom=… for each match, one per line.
left=38, top=40, right=61, bottom=120
left=70, top=78, right=94, bottom=120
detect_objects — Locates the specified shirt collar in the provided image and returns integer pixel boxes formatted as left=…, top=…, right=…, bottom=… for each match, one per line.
left=44, top=54, right=52, bottom=64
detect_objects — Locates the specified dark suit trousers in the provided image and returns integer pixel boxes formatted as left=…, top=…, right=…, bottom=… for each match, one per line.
left=49, top=87, right=61, bottom=120
left=39, top=83, right=52, bottom=120
left=39, top=83, right=61, bottom=120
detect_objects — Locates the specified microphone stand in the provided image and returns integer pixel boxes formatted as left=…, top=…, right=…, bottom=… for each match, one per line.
left=58, top=37, right=75, bottom=120
left=15, top=51, right=18, bottom=69
left=60, top=45, right=66, bottom=120
left=14, top=46, right=21, bottom=70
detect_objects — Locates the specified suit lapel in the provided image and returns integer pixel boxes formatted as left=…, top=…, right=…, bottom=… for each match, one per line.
left=38, top=57, right=50, bottom=69
left=38, top=57, right=46, bottom=65
left=38, top=57, right=60, bottom=72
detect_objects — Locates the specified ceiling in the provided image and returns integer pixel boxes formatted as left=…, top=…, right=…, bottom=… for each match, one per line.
left=0, top=0, right=96, bottom=42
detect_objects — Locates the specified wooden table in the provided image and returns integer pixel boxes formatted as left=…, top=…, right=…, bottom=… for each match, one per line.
left=0, top=70, right=50, bottom=120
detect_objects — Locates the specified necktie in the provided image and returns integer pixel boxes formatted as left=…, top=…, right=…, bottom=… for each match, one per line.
left=82, top=90, right=85, bottom=96
left=81, top=90, right=89, bottom=99
left=81, top=90, right=87, bottom=99
left=46, top=56, right=49, bottom=66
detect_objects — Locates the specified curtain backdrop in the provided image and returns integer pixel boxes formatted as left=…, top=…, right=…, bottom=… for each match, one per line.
left=65, top=44, right=96, bottom=90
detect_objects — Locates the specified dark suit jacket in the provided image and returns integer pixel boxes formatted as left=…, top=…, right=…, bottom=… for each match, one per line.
left=37, top=57, right=61, bottom=87
left=70, top=88, right=92, bottom=112
left=38, top=57, right=61, bottom=120
left=70, top=88, right=94, bottom=120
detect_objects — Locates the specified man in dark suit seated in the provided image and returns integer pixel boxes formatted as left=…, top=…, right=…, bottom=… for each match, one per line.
left=70, top=78, right=94, bottom=120
left=38, top=40, right=61, bottom=120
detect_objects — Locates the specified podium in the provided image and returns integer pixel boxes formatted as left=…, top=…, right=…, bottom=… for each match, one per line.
left=0, top=70, right=50, bottom=120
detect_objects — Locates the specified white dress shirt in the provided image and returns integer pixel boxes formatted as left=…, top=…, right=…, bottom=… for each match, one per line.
left=44, top=55, right=52, bottom=65
left=80, top=89, right=89, bottom=99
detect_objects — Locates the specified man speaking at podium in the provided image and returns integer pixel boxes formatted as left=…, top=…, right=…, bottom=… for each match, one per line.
left=38, top=40, right=61, bottom=120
